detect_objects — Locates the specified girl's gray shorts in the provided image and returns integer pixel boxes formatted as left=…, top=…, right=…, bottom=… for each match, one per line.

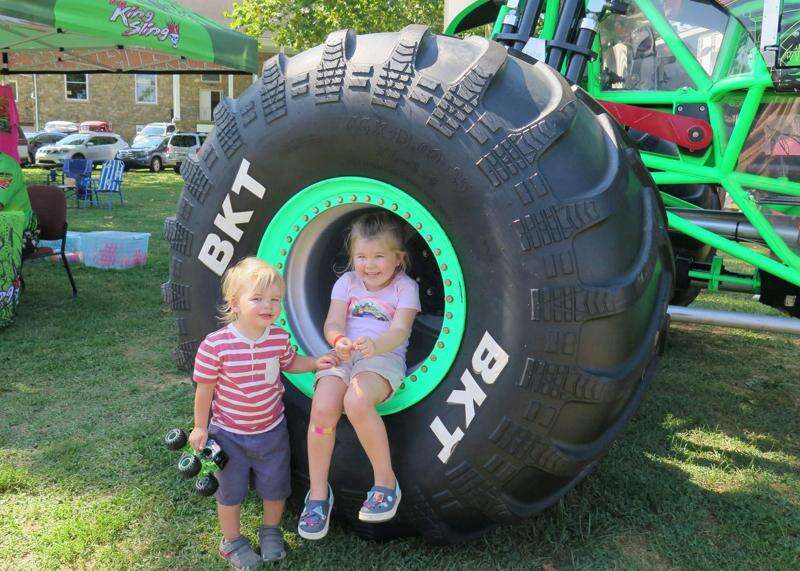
left=315, top=351, right=406, bottom=399
left=208, top=419, right=291, bottom=505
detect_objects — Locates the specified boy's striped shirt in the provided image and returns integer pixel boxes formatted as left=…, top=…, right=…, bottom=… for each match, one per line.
left=193, top=324, right=296, bottom=434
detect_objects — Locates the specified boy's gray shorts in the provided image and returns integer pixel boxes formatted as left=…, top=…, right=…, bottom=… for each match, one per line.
left=208, top=419, right=291, bottom=506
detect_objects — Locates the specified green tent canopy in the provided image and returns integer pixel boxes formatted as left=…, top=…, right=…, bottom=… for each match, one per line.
left=0, top=0, right=259, bottom=74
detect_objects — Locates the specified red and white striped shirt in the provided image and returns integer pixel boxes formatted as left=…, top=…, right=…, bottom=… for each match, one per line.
left=193, top=324, right=297, bottom=434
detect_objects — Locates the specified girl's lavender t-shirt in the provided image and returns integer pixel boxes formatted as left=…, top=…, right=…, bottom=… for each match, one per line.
left=331, top=271, right=421, bottom=361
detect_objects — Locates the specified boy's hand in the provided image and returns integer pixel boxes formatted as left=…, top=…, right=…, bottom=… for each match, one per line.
left=334, top=336, right=353, bottom=361
left=353, top=336, right=377, bottom=358
left=189, top=427, right=208, bottom=451
left=316, top=352, right=339, bottom=370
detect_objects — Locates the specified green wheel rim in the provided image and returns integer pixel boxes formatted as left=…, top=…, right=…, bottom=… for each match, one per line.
left=257, top=176, right=466, bottom=415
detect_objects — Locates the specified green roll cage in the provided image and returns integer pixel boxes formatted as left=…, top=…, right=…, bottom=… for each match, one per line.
left=447, top=0, right=800, bottom=294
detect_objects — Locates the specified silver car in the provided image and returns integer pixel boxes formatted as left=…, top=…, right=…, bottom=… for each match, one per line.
left=165, top=132, right=207, bottom=173
left=36, top=132, right=129, bottom=167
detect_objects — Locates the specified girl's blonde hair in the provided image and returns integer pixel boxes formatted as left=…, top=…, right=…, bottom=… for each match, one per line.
left=345, top=211, right=409, bottom=272
left=219, top=257, right=285, bottom=323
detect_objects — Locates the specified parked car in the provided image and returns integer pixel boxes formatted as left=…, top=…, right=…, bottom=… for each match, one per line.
left=27, top=131, right=68, bottom=163
left=17, top=126, right=29, bottom=165
left=165, top=132, right=207, bottom=173
left=116, top=135, right=169, bottom=172
left=133, top=122, right=175, bottom=146
left=36, top=132, right=129, bottom=167
left=79, top=120, right=112, bottom=133
left=43, top=120, right=78, bottom=134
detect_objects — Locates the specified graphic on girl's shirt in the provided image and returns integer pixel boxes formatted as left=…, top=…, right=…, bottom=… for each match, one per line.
left=350, top=298, right=395, bottom=322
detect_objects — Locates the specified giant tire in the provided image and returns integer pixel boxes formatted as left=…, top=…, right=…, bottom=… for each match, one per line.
left=163, top=27, right=674, bottom=543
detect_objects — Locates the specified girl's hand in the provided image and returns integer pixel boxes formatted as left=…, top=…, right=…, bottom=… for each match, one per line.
left=334, top=336, right=353, bottom=361
left=353, top=336, right=377, bottom=358
left=189, top=427, right=208, bottom=451
left=316, top=352, right=339, bottom=370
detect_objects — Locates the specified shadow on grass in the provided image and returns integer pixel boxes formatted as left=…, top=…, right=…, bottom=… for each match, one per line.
left=656, top=324, right=799, bottom=451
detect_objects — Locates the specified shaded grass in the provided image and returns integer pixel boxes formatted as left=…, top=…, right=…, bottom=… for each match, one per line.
left=0, top=168, right=798, bottom=569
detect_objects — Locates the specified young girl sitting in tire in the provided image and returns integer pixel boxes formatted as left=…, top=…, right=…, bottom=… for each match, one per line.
left=298, top=211, right=421, bottom=540
left=190, top=258, right=337, bottom=568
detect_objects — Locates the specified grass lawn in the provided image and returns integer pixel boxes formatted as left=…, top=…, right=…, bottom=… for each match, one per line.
left=1, top=168, right=798, bottom=569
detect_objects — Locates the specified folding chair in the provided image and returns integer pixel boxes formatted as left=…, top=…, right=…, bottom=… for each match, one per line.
left=21, top=185, right=77, bottom=298
left=44, top=167, right=60, bottom=185
left=93, top=159, right=125, bottom=208
left=62, top=159, right=94, bottom=207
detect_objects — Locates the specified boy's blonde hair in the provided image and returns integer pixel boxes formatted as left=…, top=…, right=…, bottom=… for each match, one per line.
left=345, top=211, right=409, bottom=272
left=219, top=257, right=285, bottom=323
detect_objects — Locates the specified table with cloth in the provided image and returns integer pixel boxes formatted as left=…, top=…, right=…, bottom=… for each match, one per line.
left=0, top=210, right=24, bottom=327
left=0, top=151, right=32, bottom=327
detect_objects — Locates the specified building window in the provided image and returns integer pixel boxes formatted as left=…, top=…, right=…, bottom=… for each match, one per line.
left=135, top=74, right=157, bottom=104
left=201, top=72, right=221, bottom=83
left=65, top=73, right=88, bottom=101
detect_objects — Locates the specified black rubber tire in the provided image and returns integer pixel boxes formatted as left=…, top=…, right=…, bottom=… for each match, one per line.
left=150, top=156, right=163, bottom=172
left=195, top=474, right=219, bottom=497
left=177, top=454, right=201, bottom=479
left=667, top=184, right=722, bottom=306
left=162, top=27, right=673, bottom=543
left=164, top=428, right=188, bottom=451
left=173, top=163, right=181, bottom=174
left=71, top=153, right=84, bottom=160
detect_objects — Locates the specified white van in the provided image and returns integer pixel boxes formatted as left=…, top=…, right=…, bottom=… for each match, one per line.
left=165, top=132, right=207, bottom=173
left=133, top=122, right=176, bottom=146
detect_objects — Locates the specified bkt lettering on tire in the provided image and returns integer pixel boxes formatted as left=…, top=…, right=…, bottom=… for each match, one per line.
left=431, top=332, right=509, bottom=464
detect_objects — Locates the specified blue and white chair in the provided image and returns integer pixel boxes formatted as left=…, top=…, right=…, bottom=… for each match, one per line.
left=62, top=158, right=94, bottom=207
left=93, top=159, right=125, bottom=208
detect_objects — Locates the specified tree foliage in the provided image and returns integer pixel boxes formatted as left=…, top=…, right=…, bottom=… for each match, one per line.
left=227, top=0, right=444, bottom=52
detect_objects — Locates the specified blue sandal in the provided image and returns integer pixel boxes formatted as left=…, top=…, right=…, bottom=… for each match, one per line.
left=298, top=484, right=333, bottom=540
left=358, top=480, right=401, bottom=522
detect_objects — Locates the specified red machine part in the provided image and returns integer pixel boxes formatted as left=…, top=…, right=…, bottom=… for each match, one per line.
left=598, top=100, right=713, bottom=152
left=771, top=134, right=800, bottom=157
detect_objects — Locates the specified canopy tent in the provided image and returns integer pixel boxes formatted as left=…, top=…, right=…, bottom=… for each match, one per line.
left=0, top=0, right=259, bottom=74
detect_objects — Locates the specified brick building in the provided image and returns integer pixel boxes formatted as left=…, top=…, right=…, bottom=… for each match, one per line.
left=3, top=0, right=278, bottom=144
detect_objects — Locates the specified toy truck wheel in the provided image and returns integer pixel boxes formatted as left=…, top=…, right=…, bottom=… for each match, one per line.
left=164, top=428, right=188, bottom=451
left=195, top=474, right=219, bottom=497
left=204, top=447, right=228, bottom=471
left=164, top=27, right=673, bottom=543
left=177, top=454, right=201, bottom=479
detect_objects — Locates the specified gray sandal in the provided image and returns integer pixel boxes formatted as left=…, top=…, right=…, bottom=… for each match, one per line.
left=258, top=525, right=286, bottom=562
left=218, top=536, right=262, bottom=570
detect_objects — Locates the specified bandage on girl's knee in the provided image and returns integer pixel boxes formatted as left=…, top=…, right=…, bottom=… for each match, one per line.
left=310, top=424, right=333, bottom=435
